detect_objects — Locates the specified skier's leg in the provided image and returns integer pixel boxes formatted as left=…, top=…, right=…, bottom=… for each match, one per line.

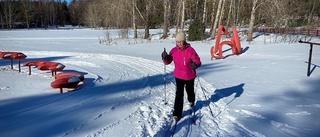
left=186, top=78, right=195, bottom=106
left=173, top=78, right=185, bottom=119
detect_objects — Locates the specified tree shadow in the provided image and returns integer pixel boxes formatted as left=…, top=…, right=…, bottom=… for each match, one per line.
left=0, top=70, right=174, bottom=137
left=249, top=78, right=320, bottom=136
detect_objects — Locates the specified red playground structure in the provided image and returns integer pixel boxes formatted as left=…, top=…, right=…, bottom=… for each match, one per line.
left=210, top=25, right=242, bottom=59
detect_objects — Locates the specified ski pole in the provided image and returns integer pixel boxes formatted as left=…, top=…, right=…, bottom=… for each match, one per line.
left=196, top=74, right=215, bottom=118
left=163, top=48, right=167, bottom=105
left=196, top=74, right=208, bottom=101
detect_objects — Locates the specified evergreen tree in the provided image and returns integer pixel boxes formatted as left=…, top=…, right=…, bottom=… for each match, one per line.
left=188, top=17, right=205, bottom=41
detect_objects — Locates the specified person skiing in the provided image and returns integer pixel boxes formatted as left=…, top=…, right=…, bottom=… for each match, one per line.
left=161, top=30, right=201, bottom=121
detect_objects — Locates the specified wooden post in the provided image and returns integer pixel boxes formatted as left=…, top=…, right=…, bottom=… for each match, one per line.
left=10, top=59, right=13, bottom=69
left=18, top=59, right=21, bottom=72
left=28, top=66, right=31, bottom=75
left=307, top=44, right=313, bottom=77
left=53, top=71, right=57, bottom=79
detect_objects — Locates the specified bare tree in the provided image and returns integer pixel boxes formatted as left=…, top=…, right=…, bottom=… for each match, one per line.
left=202, top=0, right=208, bottom=24
left=144, top=0, right=151, bottom=39
left=2, top=0, right=17, bottom=29
left=218, top=0, right=225, bottom=26
left=49, top=0, right=56, bottom=26
left=174, top=0, right=181, bottom=33
left=83, top=0, right=106, bottom=29
left=69, top=0, right=84, bottom=26
left=160, top=0, right=170, bottom=39
left=247, top=0, right=263, bottom=42
left=180, top=0, right=185, bottom=30
left=209, top=0, right=217, bottom=33
left=36, top=0, right=51, bottom=29
left=174, top=0, right=185, bottom=33
left=226, top=0, right=234, bottom=27
left=0, top=10, right=3, bottom=29
left=132, top=0, right=137, bottom=39
left=305, top=0, right=318, bottom=39
left=20, top=0, right=34, bottom=29
left=210, top=0, right=223, bottom=39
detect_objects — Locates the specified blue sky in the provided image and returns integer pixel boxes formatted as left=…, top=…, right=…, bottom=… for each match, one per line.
left=61, top=0, right=71, bottom=4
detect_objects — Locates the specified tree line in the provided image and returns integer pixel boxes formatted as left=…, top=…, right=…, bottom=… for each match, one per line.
left=0, top=0, right=70, bottom=29
left=1, top=0, right=319, bottom=41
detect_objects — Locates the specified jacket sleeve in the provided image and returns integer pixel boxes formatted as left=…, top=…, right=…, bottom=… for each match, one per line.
left=163, top=48, right=174, bottom=65
left=162, top=55, right=173, bottom=65
left=190, top=49, right=201, bottom=69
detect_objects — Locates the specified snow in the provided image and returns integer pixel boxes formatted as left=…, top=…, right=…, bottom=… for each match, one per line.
left=0, top=28, right=320, bottom=137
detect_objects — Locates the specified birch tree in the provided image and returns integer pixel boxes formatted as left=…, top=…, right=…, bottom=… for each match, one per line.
left=175, top=0, right=185, bottom=33
left=210, top=0, right=223, bottom=39
left=218, top=0, right=225, bottom=26
left=160, top=0, right=170, bottom=39
left=305, top=0, right=318, bottom=40
left=2, top=0, right=17, bottom=29
left=180, top=0, right=185, bottom=30
left=202, top=0, right=207, bottom=24
left=247, top=0, right=261, bottom=42
left=226, top=0, right=234, bottom=27
left=132, top=0, right=137, bottom=39
left=20, top=0, right=34, bottom=29
left=209, top=0, right=217, bottom=33
left=144, top=0, right=151, bottom=39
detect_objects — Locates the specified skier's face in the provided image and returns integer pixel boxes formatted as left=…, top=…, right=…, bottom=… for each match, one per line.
left=176, top=41, right=184, bottom=48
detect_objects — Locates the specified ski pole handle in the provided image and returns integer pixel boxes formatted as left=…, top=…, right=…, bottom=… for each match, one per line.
left=163, top=47, right=167, bottom=104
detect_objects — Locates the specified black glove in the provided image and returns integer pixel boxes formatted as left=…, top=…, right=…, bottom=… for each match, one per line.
left=162, top=50, right=168, bottom=59
left=191, top=62, right=197, bottom=70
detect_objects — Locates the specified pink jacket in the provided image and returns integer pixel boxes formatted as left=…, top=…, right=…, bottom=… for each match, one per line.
left=163, top=44, right=201, bottom=80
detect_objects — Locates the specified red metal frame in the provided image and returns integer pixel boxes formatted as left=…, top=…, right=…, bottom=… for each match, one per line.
left=210, top=25, right=242, bottom=59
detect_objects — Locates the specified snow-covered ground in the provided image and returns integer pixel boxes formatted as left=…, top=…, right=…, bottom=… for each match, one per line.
left=0, top=29, right=319, bottom=137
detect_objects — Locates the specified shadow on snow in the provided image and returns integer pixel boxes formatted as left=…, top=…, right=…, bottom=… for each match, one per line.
left=0, top=66, right=173, bottom=137
left=194, top=83, right=244, bottom=121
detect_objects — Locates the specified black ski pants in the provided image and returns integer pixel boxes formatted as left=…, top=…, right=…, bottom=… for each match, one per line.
left=173, top=77, right=195, bottom=118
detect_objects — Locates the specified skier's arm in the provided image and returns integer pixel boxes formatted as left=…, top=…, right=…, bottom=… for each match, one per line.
left=191, top=51, right=201, bottom=69
left=163, top=54, right=173, bottom=65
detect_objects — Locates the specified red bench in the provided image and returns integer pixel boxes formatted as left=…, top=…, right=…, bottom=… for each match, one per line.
left=51, top=72, right=84, bottom=93
left=55, top=72, right=85, bottom=81
left=23, top=60, right=45, bottom=75
left=23, top=61, right=65, bottom=76
left=0, top=52, right=27, bottom=72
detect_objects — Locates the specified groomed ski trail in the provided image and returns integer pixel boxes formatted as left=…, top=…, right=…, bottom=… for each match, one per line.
left=0, top=51, right=265, bottom=137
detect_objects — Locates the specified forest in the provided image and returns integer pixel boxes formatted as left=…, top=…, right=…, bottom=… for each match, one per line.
left=1, top=0, right=319, bottom=41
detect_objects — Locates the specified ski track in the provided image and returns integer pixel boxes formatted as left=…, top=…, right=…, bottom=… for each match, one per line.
left=0, top=50, right=265, bottom=137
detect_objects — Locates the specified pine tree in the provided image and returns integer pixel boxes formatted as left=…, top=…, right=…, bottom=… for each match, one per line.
left=188, top=17, right=205, bottom=41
